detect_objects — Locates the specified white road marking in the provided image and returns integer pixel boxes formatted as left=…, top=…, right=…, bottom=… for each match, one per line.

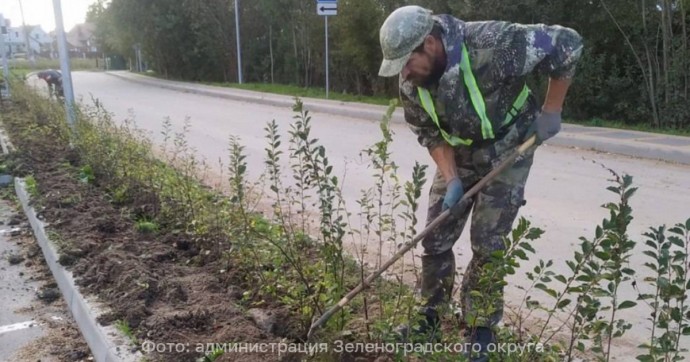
left=0, top=321, right=35, bottom=335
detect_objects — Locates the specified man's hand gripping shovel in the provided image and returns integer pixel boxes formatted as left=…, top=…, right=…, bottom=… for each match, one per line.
left=306, top=135, right=537, bottom=340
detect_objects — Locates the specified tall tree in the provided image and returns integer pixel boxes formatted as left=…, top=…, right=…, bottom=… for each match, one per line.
left=90, top=0, right=690, bottom=128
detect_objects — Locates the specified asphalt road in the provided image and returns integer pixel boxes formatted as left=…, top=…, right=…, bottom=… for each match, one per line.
left=0, top=201, right=44, bottom=360
left=64, top=71, right=690, bottom=359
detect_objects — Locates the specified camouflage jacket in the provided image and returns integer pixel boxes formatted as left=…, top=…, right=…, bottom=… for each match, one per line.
left=400, top=15, right=583, bottom=150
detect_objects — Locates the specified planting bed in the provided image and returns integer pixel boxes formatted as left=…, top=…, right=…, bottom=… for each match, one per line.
left=1, top=102, right=310, bottom=362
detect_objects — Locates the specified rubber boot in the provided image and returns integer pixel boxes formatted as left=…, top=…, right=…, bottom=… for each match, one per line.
left=464, top=327, right=496, bottom=362
left=395, top=308, right=441, bottom=343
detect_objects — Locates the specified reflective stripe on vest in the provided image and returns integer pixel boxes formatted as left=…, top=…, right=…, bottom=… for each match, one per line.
left=417, top=43, right=530, bottom=147
left=417, top=88, right=473, bottom=146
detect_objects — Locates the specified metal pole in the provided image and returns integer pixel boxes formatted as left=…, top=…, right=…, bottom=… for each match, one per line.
left=51, top=0, right=76, bottom=129
left=134, top=44, right=142, bottom=72
left=138, top=47, right=143, bottom=72
left=17, top=0, right=35, bottom=66
left=0, top=14, right=10, bottom=97
left=234, top=0, right=243, bottom=84
left=325, top=16, right=329, bottom=99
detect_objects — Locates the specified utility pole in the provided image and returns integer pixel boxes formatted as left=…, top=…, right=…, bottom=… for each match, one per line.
left=17, top=0, right=35, bottom=66
left=133, top=43, right=142, bottom=72
left=234, top=0, right=243, bottom=84
left=51, top=0, right=76, bottom=129
left=0, top=14, right=10, bottom=97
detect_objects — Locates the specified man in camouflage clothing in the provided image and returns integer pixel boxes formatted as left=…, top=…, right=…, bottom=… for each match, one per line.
left=378, top=5, right=582, bottom=360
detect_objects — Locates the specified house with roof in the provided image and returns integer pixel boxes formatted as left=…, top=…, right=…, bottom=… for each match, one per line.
left=1, top=23, right=54, bottom=58
left=66, top=23, right=99, bottom=58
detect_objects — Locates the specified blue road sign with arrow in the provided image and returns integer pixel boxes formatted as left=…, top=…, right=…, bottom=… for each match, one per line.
left=317, top=0, right=337, bottom=16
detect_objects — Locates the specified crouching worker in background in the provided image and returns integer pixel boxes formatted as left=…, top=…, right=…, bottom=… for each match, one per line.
left=37, top=69, right=64, bottom=99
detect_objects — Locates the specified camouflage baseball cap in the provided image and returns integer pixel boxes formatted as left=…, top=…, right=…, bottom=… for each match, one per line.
left=378, top=6, right=434, bottom=77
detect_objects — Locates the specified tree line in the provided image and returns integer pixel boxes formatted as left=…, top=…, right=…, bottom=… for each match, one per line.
left=87, top=0, right=690, bottom=129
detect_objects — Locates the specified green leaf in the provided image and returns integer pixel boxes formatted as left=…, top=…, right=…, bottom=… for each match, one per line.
left=514, top=249, right=528, bottom=261
left=576, top=275, right=592, bottom=282
left=669, top=236, right=685, bottom=248
left=618, top=301, right=637, bottom=309
left=470, top=290, right=483, bottom=298
left=595, top=251, right=611, bottom=260
left=566, top=260, right=577, bottom=272
left=582, top=240, right=593, bottom=254
left=519, top=242, right=536, bottom=253
left=642, top=250, right=658, bottom=259
left=557, top=299, right=572, bottom=309
left=606, top=186, right=619, bottom=194
left=669, top=226, right=684, bottom=236
left=622, top=174, right=633, bottom=187
left=576, top=341, right=585, bottom=352
left=555, top=275, right=567, bottom=284
left=623, top=187, right=637, bottom=200
left=491, top=250, right=504, bottom=258
left=622, top=268, right=635, bottom=276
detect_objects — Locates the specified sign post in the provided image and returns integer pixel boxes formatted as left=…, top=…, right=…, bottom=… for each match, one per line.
left=316, top=0, right=337, bottom=98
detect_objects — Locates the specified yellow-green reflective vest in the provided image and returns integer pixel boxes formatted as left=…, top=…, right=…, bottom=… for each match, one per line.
left=417, top=43, right=530, bottom=147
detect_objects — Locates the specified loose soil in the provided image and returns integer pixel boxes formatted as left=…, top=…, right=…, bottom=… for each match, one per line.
left=10, top=233, right=92, bottom=362
left=0, top=102, right=312, bottom=362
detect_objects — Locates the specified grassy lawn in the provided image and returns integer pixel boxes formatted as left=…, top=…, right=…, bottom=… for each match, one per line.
left=567, top=118, right=690, bottom=137
left=3, top=58, right=103, bottom=80
left=204, top=81, right=394, bottom=106
left=201, top=79, right=690, bottom=137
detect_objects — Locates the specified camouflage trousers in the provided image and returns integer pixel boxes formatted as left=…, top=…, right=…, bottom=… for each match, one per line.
left=420, top=117, right=537, bottom=328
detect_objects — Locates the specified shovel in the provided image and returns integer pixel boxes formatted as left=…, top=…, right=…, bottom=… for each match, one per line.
left=306, top=135, right=537, bottom=340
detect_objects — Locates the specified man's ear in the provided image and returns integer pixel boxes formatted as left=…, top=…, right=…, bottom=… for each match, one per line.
left=424, top=35, right=436, bottom=54
left=423, top=35, right=439, bottom=54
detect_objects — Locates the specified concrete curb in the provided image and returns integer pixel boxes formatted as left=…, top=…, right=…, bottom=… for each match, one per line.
left=104, top=71, right=690, bottom=166
left=106, top=71, right=406, bottom=124
left=550, top=131, right=690, bottom=165
left=0, top=130, right=141, bottom=362
left=15, top=181, right=141, bottom=362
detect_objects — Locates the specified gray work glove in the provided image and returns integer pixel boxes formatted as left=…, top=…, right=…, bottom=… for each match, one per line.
left=529, top=110, right=562, bottom=144
left=442, top=177, right=464, bottom=211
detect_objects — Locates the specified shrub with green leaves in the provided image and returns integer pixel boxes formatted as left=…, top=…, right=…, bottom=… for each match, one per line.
left=636, top=220, right=690, bottom=361
left=6, top=81, right=688, bottom=361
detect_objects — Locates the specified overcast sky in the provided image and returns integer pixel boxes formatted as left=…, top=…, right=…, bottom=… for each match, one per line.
left=0, top=0, right=97, bottom=32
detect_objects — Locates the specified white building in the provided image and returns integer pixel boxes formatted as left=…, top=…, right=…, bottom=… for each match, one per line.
left=1, top=22, right=54, bottom=58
